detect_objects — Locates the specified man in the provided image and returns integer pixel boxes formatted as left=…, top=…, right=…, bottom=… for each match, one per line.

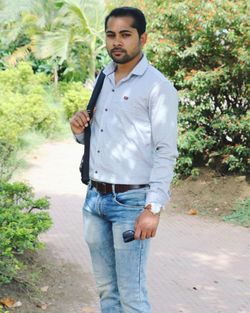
left=70, top=7, right=178, bottom=313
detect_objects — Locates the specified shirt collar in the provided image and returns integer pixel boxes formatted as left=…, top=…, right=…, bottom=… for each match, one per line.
left=103, top=54, right=149, bottom=77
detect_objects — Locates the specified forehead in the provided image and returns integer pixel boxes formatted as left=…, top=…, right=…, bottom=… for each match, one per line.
left=106, top=16, right=136, bottom=32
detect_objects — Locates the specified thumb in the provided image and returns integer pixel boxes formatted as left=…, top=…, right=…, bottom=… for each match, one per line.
left=134, top=223, right=141, bottom=240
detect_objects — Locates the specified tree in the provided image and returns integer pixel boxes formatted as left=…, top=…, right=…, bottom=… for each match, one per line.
left=33, top=0, right=106, bottom=81
left=0, top=0, right=106, bottom=82
left=145, top=0, right=249, bottom=175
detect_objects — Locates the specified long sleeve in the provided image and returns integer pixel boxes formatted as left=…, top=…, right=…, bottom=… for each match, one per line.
left=145, top=80, right=179, bottom=207
left=74, top=132, right=85, bottom=144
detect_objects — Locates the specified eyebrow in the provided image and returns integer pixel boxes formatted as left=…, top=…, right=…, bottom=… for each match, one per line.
left=105, top=30, right=133, bottom=34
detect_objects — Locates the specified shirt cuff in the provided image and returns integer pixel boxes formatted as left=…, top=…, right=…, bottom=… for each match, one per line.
left=145, top=191, right=170, bottom=209
left=145, top=201, right=165, bottom=209
left=74, top=132, right=84, bottom=144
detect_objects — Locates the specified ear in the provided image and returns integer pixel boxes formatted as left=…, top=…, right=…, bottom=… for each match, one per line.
left=140, top=32, right=147, bottom=47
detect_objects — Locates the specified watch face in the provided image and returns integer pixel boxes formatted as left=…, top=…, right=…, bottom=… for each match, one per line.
left=151, top=203, right=162, bottom=214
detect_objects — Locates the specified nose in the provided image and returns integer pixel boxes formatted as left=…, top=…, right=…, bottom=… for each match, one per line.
left=113, top=37, right=122, bottom=47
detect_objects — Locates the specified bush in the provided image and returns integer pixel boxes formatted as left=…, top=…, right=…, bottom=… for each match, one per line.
left=0, top=181, right=52, bottom=284
left=0, top=62, right=62, bottom=142
left=0, top=61, right=63, bottom=179
left=59, top=81, right=91, bottom=119
left=145, top=0, right=250, bottom=176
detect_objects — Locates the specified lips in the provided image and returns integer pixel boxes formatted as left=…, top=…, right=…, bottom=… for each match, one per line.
left=111, top=49, right=125, bottom=55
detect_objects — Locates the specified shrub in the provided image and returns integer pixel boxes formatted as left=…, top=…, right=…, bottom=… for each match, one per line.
left=144, top=0, right=249, bottom=176
left=59, top=82, right=91, bottom=119
left=0, top=181, right=52, bottom=284
left=0, top=61, right=63, bottom=179
left=0, top=62, right=62, bottom=143
left=0, top=143, right=17, bottom=182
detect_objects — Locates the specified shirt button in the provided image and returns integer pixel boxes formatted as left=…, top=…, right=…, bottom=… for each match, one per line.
left=100, top=129, right=103, bottom=132
left=112, top=89, right=115, bottom=92
left=105, top=108, right=108, bottom=111
left=95, top=171, right=98, bottom=174
left=97, top=150, right=100, bottom=153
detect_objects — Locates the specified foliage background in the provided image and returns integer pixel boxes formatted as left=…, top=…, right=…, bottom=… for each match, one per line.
left=0, top=0, right=249, bottom=177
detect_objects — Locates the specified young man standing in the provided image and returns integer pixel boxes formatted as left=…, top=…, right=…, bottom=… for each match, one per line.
left=70, top=7, right=178, bottom=313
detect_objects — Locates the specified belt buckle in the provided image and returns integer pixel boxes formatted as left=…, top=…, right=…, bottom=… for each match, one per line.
left=101, top=182, right=107, bottom=194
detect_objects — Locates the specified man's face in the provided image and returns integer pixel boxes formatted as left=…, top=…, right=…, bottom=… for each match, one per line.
left=105, top=16, right=146, bottom=64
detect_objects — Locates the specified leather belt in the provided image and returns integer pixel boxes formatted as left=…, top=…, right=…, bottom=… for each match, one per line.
left=90, top=180, right=149, bottom=194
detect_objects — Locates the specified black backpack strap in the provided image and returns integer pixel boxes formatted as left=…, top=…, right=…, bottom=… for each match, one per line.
left=80, top=71, right=105, bottom=185
left=86, top=71, right=106, bottom=119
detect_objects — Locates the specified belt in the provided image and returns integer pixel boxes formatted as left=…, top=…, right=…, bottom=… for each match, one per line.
left=90, top=180, right=149, bottom=194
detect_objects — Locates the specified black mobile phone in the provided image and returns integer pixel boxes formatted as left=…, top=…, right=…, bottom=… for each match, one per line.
left=123, top=230, right=135, bottom=243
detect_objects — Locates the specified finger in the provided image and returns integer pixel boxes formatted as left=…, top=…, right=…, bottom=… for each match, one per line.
left=134, top=226, right=141, bottom=240
left=80, top=110, right=90, bottom=122
left=73, top=115, right=86, bottom=128
left=151, top=229, right=157, bottom=238
left=72, top=119, right=86, bottom=132
left=76, top=112, right=89, bottom=126
left=70, top=118, right=83, bottom=130
left=140, top=230, right=147, bottom=240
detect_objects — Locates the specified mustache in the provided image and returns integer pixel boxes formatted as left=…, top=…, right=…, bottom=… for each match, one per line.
left=111, top=48, right=126, bottom=53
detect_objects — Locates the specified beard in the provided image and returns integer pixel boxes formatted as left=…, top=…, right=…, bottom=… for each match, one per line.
left=108, top=47, right=141, bottom=64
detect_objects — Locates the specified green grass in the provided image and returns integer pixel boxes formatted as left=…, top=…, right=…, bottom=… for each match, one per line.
left=223, top=197, right=250, bottom=227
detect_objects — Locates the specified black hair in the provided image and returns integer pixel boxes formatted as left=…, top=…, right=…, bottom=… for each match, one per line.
left=105, top=7, right=147, bottom=37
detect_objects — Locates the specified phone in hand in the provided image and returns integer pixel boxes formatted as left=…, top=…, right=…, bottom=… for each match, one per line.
left=123, top=230, right=135, bottom=243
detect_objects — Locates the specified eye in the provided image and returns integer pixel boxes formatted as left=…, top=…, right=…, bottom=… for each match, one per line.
left=106, top=33, right=115, bottom=38
left=122, top=33, right=131, bottom=38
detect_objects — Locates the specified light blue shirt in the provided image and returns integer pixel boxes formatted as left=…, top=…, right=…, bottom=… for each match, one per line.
left=75, top=55, right=178, bottom=207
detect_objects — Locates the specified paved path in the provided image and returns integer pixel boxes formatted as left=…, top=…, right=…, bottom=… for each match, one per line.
left=18, top=139, right=250, bottom=313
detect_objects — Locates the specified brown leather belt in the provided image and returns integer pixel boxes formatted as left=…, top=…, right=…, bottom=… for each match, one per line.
left=90, top=180, right=149, bottom=194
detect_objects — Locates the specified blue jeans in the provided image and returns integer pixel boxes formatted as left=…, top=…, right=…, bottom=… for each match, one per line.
left=82, top=184, right=151, bottom=313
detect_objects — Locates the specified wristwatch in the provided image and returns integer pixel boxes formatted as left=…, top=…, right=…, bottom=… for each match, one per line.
left=144, top=203, right=163, bottom=215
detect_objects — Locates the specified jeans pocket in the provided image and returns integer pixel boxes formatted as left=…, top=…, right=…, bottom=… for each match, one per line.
left=83, top=184, right=96, bottom=212
left=113, top=188, right=148, bottom=208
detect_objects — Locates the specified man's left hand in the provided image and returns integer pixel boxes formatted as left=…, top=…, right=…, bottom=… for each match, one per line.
left=134, top=208, right=160, bottom=240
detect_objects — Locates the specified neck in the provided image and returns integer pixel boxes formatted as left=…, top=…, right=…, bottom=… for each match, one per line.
left=116, top=52, right=143, bottom=75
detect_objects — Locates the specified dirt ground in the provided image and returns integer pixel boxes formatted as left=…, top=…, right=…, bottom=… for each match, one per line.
left=168, top=168, right=249, bottom=221
left=1, top=160, right=249, bottom=313
left=0, top=247, right=97, bottom=313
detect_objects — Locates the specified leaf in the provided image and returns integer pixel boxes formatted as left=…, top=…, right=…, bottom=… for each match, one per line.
left=187, top=208, right=198, bottom=215
left=0, top=297, right=16, bottom=308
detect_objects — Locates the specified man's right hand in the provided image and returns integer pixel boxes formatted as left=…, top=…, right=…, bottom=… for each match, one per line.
left=70, top=110, right=90, bottom=135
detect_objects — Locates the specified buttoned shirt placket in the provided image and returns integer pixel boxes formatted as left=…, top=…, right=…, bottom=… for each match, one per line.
left=92, top=70, right=137, bottom=179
